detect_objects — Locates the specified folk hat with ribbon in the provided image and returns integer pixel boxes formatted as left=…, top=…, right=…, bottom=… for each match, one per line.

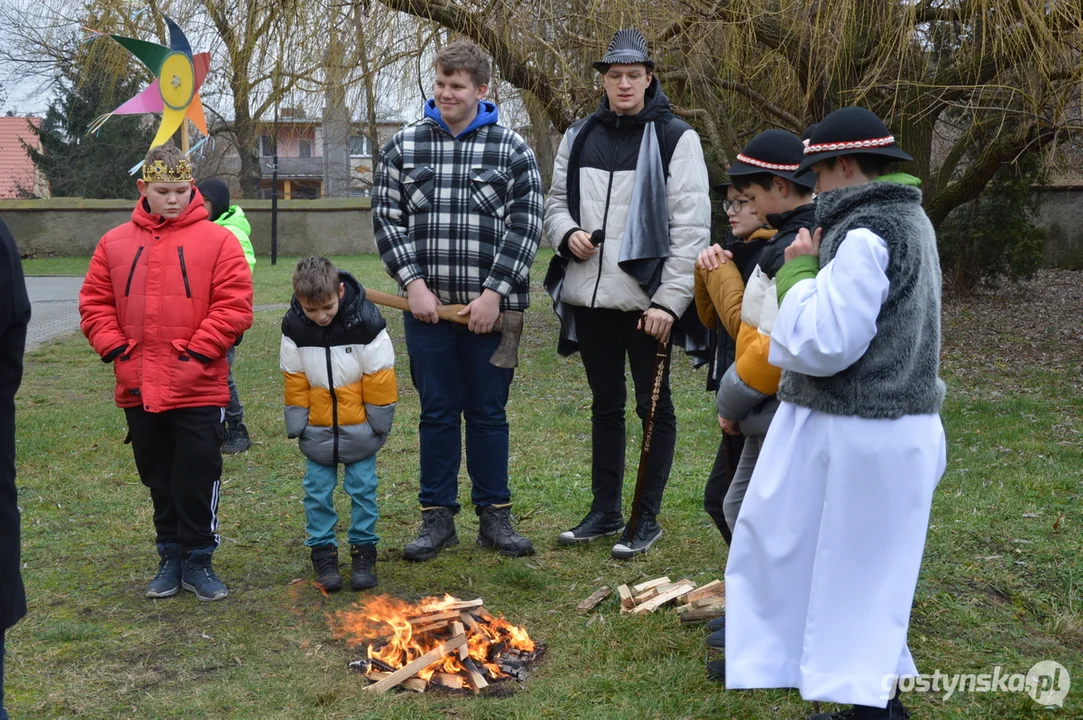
left=795, top=107, right=912, bottom=176
left=725, top=129, right=815, bottom=189
left=593, top=28, right=655, bottom=72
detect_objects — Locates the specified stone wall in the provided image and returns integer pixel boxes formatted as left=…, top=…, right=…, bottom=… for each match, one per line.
left=0, top=197, right=375, bottom=257
left=1035, top=186, right=1083, bottom=270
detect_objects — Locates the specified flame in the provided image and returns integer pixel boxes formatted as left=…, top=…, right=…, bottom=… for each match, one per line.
left=332, top=595, right=534, bottom=684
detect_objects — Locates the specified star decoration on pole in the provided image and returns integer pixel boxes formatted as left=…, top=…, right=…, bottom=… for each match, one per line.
left=88, top=15, right=209, bottom=152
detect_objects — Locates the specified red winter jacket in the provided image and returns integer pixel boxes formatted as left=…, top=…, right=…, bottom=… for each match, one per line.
left=80, top=190, right=253, bottom=412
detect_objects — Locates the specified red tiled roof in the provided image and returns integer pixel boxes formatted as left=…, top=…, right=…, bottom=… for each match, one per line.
left=0, top=116, right=43, bottom=198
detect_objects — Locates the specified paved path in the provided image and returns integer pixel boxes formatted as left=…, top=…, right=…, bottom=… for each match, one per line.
left=25, top=276, right=84, bottom=350
left=24, top=275, right=287, bottom=351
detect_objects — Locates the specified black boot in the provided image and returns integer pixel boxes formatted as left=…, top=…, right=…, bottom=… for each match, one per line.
left=145, top=542, right=181, bottom=598
left=403, top=507, right=458, bottom=561
left=222, top=422, right=252, bottom=454
left=807, top=697, right=909, bottom=720
left=477, top=504, right=535, bottom=557
left=350, top=544, right=378, bottom=590
left=310, top=544, right=342, bottom=593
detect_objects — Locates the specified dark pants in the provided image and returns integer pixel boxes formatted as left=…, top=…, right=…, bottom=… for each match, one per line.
left=124, top=406, right=225, bottom=555
left=225, top=346, right=244, bottom=425
left=573, top=306, right=676, bottom=518
left=403, top=313, right=514, bottom=511
left=703, top=432, right=744, bottom=545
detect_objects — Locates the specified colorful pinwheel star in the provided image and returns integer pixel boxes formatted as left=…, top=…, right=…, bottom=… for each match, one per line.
left=89, top=15, right=209, bottom=151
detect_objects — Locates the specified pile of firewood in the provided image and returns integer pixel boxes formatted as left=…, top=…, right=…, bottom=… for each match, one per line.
left=576, top=577, right=725, bottom=620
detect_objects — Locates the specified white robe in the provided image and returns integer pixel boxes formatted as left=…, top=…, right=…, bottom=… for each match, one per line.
left=724, top=228, right=948, bottom=708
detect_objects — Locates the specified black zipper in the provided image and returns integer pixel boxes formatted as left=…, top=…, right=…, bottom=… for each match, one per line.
left=177, top=248, right=192, bottom=298
left=124, top=247, right=144, bottom=297
left=323, top=327, right=340, bottom=464
left=591, top=118, right=623, bottom=308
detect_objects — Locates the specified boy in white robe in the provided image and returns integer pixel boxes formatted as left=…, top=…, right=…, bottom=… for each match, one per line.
left=723, top=107, right=947, bottom=720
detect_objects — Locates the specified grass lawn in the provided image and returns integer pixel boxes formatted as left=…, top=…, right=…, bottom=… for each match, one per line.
left=7, top=255, right=1082, bottom=719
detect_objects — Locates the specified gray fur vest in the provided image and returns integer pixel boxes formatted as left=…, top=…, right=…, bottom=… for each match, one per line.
left=777, top=181, right=946, bottom=419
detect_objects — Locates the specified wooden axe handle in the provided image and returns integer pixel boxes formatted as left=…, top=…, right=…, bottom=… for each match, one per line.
left=365, top=288, right=503, bottom=331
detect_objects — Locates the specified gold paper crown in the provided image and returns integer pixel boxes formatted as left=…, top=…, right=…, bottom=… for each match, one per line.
left=142, top=159, right=193, bottom=183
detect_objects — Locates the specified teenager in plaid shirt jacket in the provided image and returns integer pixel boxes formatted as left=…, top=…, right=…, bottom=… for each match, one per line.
left=373, top=41, right=544, bottom=561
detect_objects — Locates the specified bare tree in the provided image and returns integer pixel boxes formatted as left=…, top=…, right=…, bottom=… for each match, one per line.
left=371, top=0, right=1083, bottom=226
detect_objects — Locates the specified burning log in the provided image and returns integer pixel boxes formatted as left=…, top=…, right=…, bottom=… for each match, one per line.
left=409, top=609, right=461, bottom=625
left=463, top=657, right=490, bottom=693
left=576, top=586, right=611, bottom=613
left=430, top=672, right=465, bottom=690
left=368, top=671, right=426, bottom=693
left=420, top=597, right=484, bottom=613
left=365, top=634, right=467, bottom=693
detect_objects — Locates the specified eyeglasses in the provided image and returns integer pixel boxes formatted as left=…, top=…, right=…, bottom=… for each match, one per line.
left=723, top=199, right=748, bottom=213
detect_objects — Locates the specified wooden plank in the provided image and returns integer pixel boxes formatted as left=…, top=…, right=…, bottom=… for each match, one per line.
left=632, top=576, right=671, bottom=593
left=474, top=606, right=495, bottom=622
left=679, top=604, right=726, bottom=623
left=675, top=602, right=694, bottom=613
left=459, top=610, right=480, bottom=632
left=576, top=586, right=611, bottom=613
left=632, top=582, right=695, bottom=614
left=617, top=584, right=635, bottom=609
left=409, top=610, right=461, bottom=625
left=693, top=594, right=725, bottom=608
left=430, top=672, right=464, bottom=689
left=632, top=587, right=661, bottom=605
left=412, top=620, right=451, bottom=635
left=364, top=634, right=467, bottom=693
left=463, top=657, right=489, bottom=694
left=655, top=579, right=696, bottom=596
left=684, top=579, right=724, bottom=604
left=368, top=671, right=425, bottom=692
left=419, top=598, right=484, bottom=613
left=452, top=622, right=468, bottom=659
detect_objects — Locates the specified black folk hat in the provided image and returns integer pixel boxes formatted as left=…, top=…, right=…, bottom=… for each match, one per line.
left=725, top=129, right=816, bottom=189
left=795, top=107, right=913, bottom=176
left=593, top=28, right=655, bottom=72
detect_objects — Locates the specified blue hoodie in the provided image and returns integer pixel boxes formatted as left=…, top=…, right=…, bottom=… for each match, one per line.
left=423, top=99, right=499, bottom=139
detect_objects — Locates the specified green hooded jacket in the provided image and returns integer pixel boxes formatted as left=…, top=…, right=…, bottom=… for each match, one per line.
left=215, top=206, right=255, bottom=273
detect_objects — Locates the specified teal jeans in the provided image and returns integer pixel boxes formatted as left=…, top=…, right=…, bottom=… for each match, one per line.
left=302, top=456, right=379, bottom=547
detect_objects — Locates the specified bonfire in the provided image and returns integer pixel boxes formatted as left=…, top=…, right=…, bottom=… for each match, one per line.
left=332, top=594, right=538, bottom=693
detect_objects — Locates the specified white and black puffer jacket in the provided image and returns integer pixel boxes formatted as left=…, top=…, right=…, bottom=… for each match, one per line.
left=544, top=79, right=710, bottom=315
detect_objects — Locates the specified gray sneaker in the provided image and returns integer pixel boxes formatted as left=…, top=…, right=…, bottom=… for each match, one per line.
left=477, top=504, right=535, bottom=557
left=222, top=422, right=252, bottom=454
left=145, top=542, right=181, bottom=598
left=403, top=507, right=458, bottom=561
left=181, top=548, right=229, bottom=601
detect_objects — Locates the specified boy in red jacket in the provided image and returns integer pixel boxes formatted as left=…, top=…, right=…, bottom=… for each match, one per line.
left=80, top=144, right=253, bottom=601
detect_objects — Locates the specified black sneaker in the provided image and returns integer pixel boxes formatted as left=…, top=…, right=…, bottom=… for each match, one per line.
left=706, top=627, right=725, bottom=650
left=611, top=515, right=662, bottom=558
left=557, top=510, right=624, bottom=545
left=706, top=657, right=725, bottom=683
left=705, top=613, right=726, bottom=633
left=181, top=548, right=229, bottom=601
left=350, top=544, right=377, bottom=590
left=222, top=422, right=252, bottom=454
left=403, top=507, right=458, bottom=561
left=145, top=542, right=181, bottom=598
left=477, top=504, right=535, bottom=557
left=310, top=544, right=342, bottom=593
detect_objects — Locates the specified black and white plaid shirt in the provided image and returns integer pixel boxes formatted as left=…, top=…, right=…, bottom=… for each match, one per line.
left=373, top=114, right=544, bottom=311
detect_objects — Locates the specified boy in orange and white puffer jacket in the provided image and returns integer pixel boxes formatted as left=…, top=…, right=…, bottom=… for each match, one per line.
left=280, top=257, right=397, bottom=593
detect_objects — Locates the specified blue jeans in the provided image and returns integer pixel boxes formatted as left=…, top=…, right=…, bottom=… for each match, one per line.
left=403, top=313, right=514, bottom=511
left=302, top=456, right=379, bottom=547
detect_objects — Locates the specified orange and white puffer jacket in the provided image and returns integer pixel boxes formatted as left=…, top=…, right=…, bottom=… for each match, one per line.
left=280, top=272, right=397, bottom=465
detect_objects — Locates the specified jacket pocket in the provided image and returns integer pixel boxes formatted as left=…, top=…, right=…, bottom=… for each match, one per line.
left=114, top=339, right=142, bottom=396
left=170, top=339, right=220, bottom=392
left=468, top=168, right=510, bottom=218
left=402, top=166, right=435, bottom=213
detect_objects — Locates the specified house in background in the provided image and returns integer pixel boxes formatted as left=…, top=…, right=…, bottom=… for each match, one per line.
left=0, top=116, right=49, bottom=199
